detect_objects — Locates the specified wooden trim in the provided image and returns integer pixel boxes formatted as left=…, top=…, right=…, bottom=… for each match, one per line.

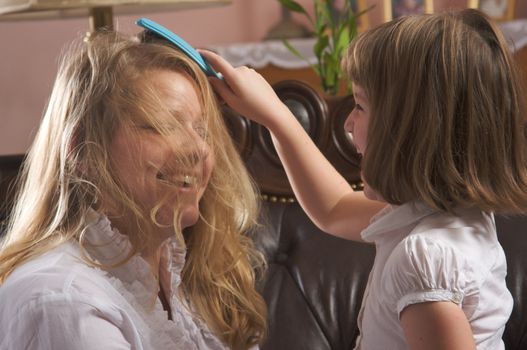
left=0, top=154, right=24, bottom=168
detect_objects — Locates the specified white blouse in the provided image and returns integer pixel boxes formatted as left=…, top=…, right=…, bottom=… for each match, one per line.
left=354, top=202, right=513, bottom=350
left=0, top=211, right=231, bottom=349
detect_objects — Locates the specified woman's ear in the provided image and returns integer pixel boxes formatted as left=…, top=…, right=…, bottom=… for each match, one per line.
left=68, top=127, right=90, bottom=177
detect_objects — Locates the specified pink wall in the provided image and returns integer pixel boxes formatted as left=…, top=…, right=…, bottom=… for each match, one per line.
left=1, top=0, right=526, bottom=155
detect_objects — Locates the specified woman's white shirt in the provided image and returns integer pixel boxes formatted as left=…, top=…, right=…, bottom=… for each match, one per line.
left=0, top=211, right=231, bottom=350
left=354, top=202, right=513, bottom=350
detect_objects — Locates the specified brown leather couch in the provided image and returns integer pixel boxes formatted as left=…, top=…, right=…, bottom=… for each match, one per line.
left=1, top=81, right=526, bottom=349
left=253, top=195, right=527, bottom=350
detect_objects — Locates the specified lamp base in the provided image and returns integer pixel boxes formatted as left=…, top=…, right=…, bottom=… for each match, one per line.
left=90, top=6, right=113, bottom=31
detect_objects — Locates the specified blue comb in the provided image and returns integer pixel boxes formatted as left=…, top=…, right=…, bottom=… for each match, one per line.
left=136, top=18, right=222, bottom=79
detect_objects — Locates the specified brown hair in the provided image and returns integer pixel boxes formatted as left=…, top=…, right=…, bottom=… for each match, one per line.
left=344, top=9, right=527, bottom=214
left=0, top=31, right=266, bottom=349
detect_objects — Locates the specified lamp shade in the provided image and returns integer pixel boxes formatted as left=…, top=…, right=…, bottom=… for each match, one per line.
left=0, top=0, right=230, bottom=20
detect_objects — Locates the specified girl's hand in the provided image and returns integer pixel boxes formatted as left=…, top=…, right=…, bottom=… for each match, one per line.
left=199, top=50, right=291, bottom=131
left=200, top=51, right=383, bottom=242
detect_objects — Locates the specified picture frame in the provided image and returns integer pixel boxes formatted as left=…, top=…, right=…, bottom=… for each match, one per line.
left=468, top=0, right=516, bottom=21
left=383, top=0, right=434, bottom=21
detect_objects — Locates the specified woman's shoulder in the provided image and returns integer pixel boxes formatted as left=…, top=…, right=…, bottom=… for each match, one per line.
left=0, top=241, right=151, bottom=349
left=0, top=241, right=118, bottom=315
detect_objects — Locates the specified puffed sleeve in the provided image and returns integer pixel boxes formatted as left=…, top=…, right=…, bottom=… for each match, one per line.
left=4, top=294, right=140, bottom=350
left=381, top=234, right=477, bottom=318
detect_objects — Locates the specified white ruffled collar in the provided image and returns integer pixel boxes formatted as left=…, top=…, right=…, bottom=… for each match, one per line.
left=83, top=210, right=228, bottom=350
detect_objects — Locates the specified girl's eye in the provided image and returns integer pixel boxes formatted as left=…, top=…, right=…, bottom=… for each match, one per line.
left=354, top=104, right=364, bottom=112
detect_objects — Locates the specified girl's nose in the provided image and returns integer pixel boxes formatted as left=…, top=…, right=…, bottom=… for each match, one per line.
left=344, top=112, right=354, bottom=134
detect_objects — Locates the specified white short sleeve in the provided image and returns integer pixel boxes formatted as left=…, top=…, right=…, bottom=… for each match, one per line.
left=382, top=234, right=476, bottom=318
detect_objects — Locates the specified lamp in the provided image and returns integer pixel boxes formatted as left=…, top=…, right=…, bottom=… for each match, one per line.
left=0, top=0, right=231, bottom=31
left=265, top=6, right=310, bottom=40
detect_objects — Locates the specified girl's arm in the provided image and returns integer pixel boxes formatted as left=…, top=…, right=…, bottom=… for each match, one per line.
left=200, top=50, right=384, bottom=241
left=400, top=301, right=476, bottom=350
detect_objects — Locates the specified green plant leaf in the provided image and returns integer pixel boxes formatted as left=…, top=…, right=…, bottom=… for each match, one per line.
left=277, top=0, right=314, bottom=27
left=322, top=51, right=338, bottom=90
left=275, top=0, right=374, bottom=95
left=282, top=39, right=306, bottom=60
left=335, top=27, right=350, bottom=55
left=314, top=34, right=329, bottom=59
left=314, top=20, right=327, bottom=37
left=347, top=16, right=358, bottom=39
left=313, top=1, right=325, bottom=36
left=356, top=4, right=376, bottom=18
left=278, top=0, right=307, bottom=14
left=314, top=0, right=333, bottom=30
left=282, top=39, right=318, bottom=71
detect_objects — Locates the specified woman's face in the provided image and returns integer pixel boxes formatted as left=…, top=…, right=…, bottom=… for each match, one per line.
left=108, top=70, right=214, bottom=233
left=344, top=83, right=382, bottom=202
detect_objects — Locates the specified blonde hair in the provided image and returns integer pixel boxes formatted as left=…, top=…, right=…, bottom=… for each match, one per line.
left=344, top=9, right=527, bottom=213
left=0, top=31, right=266, bottom=349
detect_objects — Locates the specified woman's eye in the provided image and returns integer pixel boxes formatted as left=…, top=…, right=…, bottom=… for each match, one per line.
left=137, top=124, right=178, bottom=135
left=137, top=125, right=158, bottom=132
left=136, top=121, right=207, bottom=139
left=194, top=125, right=207, bottom=140
left=354, top=104, right=363, bottom=112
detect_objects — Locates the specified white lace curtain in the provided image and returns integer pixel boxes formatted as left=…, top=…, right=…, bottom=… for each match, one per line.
left=208, top=19, right=527, bottom=69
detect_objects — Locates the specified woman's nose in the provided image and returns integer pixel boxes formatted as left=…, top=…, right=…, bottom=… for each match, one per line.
left=186, top=132, right=210, bottom=165
left=168, top=130, right=210, bottom=167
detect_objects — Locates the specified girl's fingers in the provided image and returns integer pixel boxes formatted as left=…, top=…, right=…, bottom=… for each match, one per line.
left=199, top=49, right=242, bottom=96
left=207, top=76, right=234, bottom=104
left=199, top=50, right=237, bottom=81
left=199, top=50, right=280, bottom=124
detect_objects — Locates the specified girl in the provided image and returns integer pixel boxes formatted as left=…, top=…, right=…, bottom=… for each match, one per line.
left=0, top=31, right=265, bottom=349
left=201, top=9, right=527, bottom=350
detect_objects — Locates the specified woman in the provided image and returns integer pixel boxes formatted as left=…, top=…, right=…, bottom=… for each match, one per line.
left=0, top=30, right=266, bottom=349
